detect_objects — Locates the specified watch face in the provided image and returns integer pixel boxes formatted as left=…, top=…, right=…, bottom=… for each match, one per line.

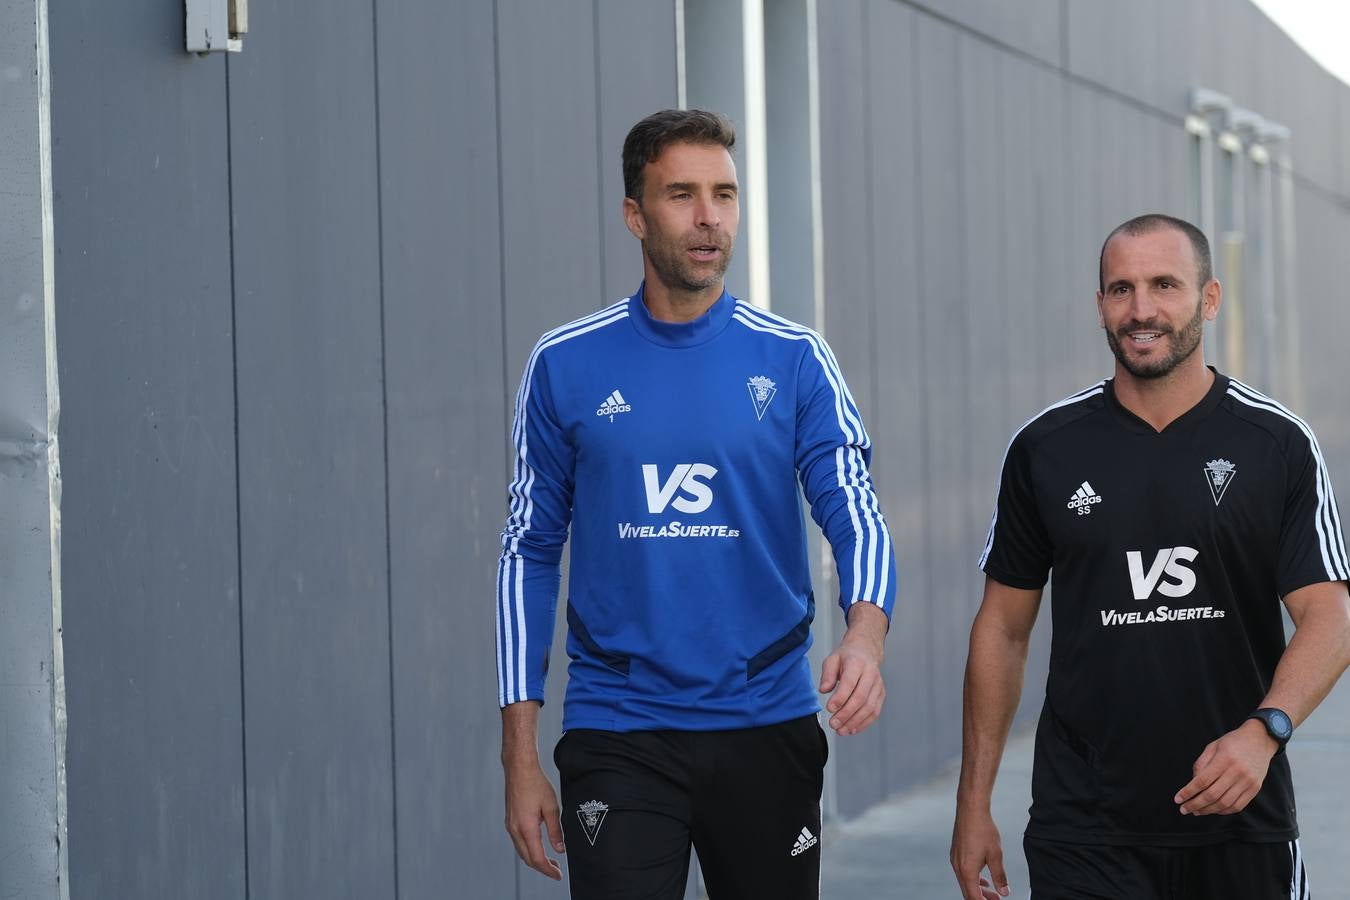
left=1269, top=710, right=1293, bottom=738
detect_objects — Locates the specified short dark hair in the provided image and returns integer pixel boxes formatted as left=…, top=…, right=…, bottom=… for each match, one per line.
left=1098, top=214, right=1213, bottom=293
left=622, top=109, right=736, bottom=202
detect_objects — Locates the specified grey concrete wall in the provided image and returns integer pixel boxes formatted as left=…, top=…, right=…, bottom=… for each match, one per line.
left=46, top=2, right=677, bottom=899
left=49, top=0, right=246, bottom=896
left=0, top=1, right=63, bottom=897
left=24, top=0, right=1350, bottom=897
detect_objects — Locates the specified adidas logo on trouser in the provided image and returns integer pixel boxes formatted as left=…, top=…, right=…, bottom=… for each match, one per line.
left=790, top=826, right=818, bottom=856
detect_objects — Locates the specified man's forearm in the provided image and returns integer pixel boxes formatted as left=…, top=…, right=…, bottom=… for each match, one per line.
left=501, top=700, right=544, bottom=768
left=955, top=615, right=1031, bottom=812
left=842, top=600, right=888, bottom=657
left=1262, top=587, right=1350, bottom=728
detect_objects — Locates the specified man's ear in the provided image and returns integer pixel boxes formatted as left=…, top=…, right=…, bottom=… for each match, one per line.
left=623, top=196, right=645, bottom=241
left=1096, top=291, right=1106, bottom=329
left=1202, top=278, right=1222, bottom=321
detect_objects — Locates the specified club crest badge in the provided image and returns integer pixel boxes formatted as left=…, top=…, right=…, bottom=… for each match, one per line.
left=576, top=800, right=609, bottom=847
left=1204, top=459, right=1236, bottom=506
left=747, top=375, right=778, bottom=421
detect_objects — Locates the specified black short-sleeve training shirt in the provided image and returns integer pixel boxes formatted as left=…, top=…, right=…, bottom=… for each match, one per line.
left=980, top=371, right=1349, bottom=846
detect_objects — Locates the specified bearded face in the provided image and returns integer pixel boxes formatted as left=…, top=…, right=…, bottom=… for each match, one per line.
left=1103, top=293, right=1205, bottom=379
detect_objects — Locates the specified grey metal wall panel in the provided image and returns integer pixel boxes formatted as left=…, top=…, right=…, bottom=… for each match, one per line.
left=1340, top=91, right=1350, bottom=199
left=225, top=1, right=395, bottom=896
left=1266, top=41, right=1345, bottom=205
left=373, top=1, right=516, bottom=898
left=913, top=15, right=971, bottom=771
left=0, top=689, right=55, bottom=899
left=48, top=1, right=247, bottom=897
left=765, top=0, right=815, bottom=329
left=1064, top=0, right=1182, bottom=119
left=595, top=0, right=680, bottom=303
left=1018, top=60, right=1078, bottom=405
left=497, top=0, right=605, bottom=378
left=955, top=31, right=1006, bottom=639
left=495, top=4, right=604, bottom=896
left=0, top=2, right=59, bottom=895
left=1291, top=190, right=1350, bottom=463
left=1063, top=81, right=1109, bottom=387
left=956, top=34, right=1037, bottom=718
left=816, top=0, right=885, bottom=818
left=998, top=55, right=1049, bottom=416
left=683, top=0, right=752, bottom=305
left=861, top=0, right=933, bottom=797
left=910, top=0, right=1062, bottom=68
left=1063, top=0, right=1346, bottom=199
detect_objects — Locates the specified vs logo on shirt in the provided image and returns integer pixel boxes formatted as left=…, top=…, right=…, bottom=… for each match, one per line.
left=1126, top=546, right=1198, bottom=600
left=1101, top=546, right=1222, bottom=627
left=642, top=463, right=718, bottom=514
left=620, top=464, right=739, bottom=540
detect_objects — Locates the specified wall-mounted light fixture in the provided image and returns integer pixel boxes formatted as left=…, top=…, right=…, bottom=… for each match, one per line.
left=186, top=0, right=247, bottom=54
left=1187, top=89, right=1232, bottom=365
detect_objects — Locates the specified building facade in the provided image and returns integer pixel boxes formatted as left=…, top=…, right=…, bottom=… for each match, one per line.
left=3, top=0, right=1348, bottom=897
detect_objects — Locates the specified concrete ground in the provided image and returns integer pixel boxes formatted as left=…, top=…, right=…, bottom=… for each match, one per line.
left=819, top=682, right=1350, bottom=899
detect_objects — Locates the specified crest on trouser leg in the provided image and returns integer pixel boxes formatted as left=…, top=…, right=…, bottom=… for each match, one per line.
left=577, top=800, right=609, bottom=846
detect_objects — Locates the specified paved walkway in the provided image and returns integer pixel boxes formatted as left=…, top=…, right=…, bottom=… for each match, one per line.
left=820, top=682, right=1350, bottom=898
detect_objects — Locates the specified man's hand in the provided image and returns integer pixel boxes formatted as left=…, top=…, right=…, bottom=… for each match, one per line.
left=1173, top=719, right=1278, bottom=816
left=501, top=701, right=564, bottom=880
left=819, top=601, right=888, bottom=736
left=950, top=807, right=1010, bottom=900
left=503, top=758, right=565, bottom=880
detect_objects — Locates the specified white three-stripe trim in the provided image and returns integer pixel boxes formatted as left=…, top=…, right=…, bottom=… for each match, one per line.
left=499, top=300, right=630, bottom=705
left=732, top=303, right=890, bottom=608
left=1288, top=839, right=1308, bottom=899
left=1227, top=380, right=1350, bottom=582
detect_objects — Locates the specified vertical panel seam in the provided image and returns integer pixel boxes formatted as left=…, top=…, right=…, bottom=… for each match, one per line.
left=909, top=14, right=938, bottom=772
left=224, top=51, right=252, bottom=900
left=860, top=0, right=882, bottom=796
left=1059, top=0, right=1068, bottom=73
left=35, top=0, right=70, bottom=893
left=952, top=34, right=978, bottom=646
left=370, top=0, right=401, bottom=896
left=592, top=0, right=607, bottom=299
left=494, top=1, right=512, bottom=478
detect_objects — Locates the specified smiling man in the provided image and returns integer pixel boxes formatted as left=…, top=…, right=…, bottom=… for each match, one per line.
left=950, top=214, right=1350, bottom=900
left=497, top=109, right=896, bottom=899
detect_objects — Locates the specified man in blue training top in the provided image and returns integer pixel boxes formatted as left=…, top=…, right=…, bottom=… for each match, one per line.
left=497, top=108, right=897, bottom=899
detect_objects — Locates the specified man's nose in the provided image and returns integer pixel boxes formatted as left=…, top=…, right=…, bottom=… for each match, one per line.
left=694, top=196, right=719, bottom=229
left=1128, top=285, right=1159, bottom=319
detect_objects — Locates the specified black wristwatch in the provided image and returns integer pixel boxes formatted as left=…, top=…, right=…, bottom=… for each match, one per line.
left=1247, top=708, right=1293, bottom=748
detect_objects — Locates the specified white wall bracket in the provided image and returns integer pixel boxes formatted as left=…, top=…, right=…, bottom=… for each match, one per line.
left=185, top=0, right=247, bottom=54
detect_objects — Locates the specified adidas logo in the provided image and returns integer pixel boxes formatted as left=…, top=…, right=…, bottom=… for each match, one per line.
left=1066, top=481, right=1103, bottom=515
left=790, top=826, right=818, bottom=857
left=596, top=390, right=632, bottom=422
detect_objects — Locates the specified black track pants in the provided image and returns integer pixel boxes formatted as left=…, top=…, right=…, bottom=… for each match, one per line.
left=1025, top=835, right=1311, bottom=900
left=554, top=714, right=828, bottom=900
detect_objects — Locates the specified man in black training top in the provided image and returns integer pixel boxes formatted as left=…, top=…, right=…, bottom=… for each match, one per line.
left=950, top=214, right=1350, bottom=900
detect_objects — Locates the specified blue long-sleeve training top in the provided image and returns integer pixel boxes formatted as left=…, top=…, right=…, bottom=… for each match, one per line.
left=496, top=284, right=896, bottom=731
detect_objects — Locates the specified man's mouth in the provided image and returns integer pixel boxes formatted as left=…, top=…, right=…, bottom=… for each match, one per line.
left=1128, top=331, right=1164, bottom=344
